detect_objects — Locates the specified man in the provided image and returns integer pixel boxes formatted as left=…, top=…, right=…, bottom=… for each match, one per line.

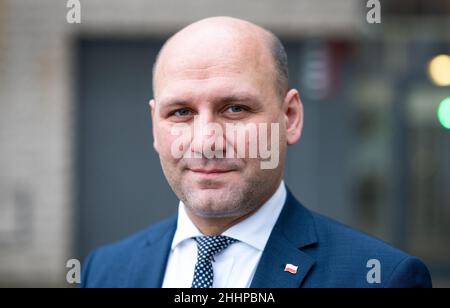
left=81, top=16, right=432, bottom=288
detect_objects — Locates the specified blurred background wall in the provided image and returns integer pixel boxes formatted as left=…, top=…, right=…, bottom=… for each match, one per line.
left=0, top=0, right=449, bottom=287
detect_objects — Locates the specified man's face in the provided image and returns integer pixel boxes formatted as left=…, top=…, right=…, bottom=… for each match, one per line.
left=151, top=32, right=288, bottom=219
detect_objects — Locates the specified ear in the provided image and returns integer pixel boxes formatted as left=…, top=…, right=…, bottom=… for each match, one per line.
left=149, top=99, right=159, bottom=153
left=282, top=89, right=304, bottom=145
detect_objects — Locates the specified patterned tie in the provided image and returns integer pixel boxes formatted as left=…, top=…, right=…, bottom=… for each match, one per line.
left=191, top=236, right=238, bottom=288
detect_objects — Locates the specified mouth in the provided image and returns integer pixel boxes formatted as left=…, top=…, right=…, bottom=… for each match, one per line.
left=188, top=168, right=236, bottom=179
left=189, top=168, right=234, bottom=174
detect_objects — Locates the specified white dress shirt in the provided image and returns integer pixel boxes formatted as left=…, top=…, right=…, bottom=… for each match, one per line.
left=162, top=180, right=287, bottom=288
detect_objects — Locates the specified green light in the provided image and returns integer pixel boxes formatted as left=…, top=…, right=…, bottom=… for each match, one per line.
left=437, top=97, right=450, bottom=129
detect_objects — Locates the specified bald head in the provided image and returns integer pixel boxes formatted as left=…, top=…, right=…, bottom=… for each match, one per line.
left=152, top=17, right=288, bottom=99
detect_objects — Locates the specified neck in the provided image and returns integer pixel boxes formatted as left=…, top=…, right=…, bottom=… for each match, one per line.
left=185, top=207, right=259, bottom=236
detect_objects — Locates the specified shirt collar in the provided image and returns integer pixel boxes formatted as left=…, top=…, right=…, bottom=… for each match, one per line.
left=171, top=180, right=287, bottom=251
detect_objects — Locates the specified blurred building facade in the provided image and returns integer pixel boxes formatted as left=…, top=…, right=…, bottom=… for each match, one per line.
left=0, top=0, right=449, bottom=287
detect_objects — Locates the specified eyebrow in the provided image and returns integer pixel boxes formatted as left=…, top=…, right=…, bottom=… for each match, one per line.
left=219, top=94, right=259, bottom=105
left=158, top=93, right=260, bottom=108
left=158, top=98, right=189, bottom=108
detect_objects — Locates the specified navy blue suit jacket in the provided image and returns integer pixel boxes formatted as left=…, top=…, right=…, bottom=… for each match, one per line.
left=81, top=188, right=432, bottom=288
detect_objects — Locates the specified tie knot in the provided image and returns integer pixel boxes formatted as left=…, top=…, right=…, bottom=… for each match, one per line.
left=194, top=236, right=238, bottom=261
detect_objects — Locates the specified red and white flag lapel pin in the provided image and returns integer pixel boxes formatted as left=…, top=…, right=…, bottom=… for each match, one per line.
left=284, top=263, right=298, bottom=275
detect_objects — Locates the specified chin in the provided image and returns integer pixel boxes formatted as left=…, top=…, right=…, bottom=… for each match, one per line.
left=193, top=187, right=230, bottom=203
left=185, top=189, right=241, bottom=217
left=189, top=204, right=242, bottom=218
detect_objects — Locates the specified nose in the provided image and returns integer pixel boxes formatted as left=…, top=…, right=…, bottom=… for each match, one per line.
left=190, top=113, right=226, bottom=159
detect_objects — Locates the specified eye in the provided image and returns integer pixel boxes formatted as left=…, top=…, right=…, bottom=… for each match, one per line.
left=173, top=108, right=193, bottom=117
left=225, top=105, right=245, bottom=113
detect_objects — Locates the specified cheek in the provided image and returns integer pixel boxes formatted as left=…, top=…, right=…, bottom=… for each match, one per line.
left=155, top=126, right=180, bottom=161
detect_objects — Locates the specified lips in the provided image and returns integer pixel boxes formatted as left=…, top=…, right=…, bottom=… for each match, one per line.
left=189, top=168, right=234, bottom=174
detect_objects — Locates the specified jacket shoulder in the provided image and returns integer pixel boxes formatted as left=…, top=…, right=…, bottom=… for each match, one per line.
left=306, top=211, right=432, bottom=287
left=81, top=216, right=176, bottom=287
left=311, top=212, right=408, bottom=258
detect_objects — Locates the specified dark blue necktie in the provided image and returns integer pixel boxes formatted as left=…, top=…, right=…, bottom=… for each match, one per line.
left=191, top=236, right=238, bottom=288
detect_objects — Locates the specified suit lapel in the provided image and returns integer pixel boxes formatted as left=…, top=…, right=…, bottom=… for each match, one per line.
left=250, top=232, right=315, bottom=288
left=250, top=188, right=318, bottom=288
left=126, top=218, right=177, bottom=288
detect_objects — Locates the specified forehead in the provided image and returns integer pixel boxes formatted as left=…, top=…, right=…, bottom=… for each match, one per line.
left=157, top=79, right=263, bottom=110
left=154, top=30, right=276, bottom=100
left=160, top=67, right=275, bottom=108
